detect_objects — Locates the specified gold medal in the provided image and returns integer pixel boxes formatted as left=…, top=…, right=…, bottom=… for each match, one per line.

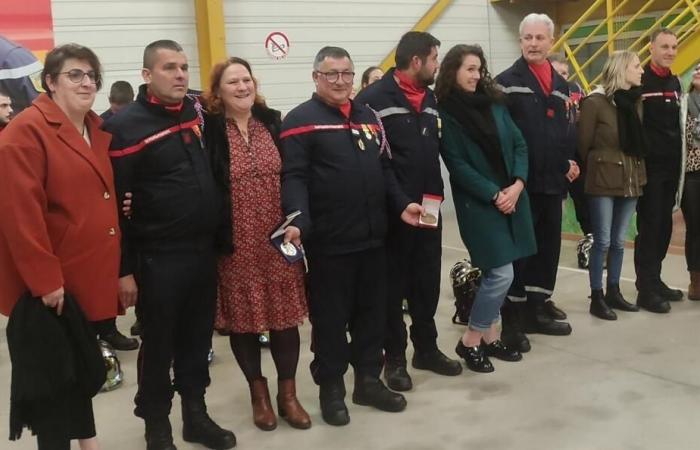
left=358, top=139, right=365, bottom=151
left=421, top=213, right=437, bottom=225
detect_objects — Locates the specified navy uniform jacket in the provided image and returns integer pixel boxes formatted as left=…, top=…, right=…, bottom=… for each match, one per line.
left=281, top=94, right=409, bottom=256
left=354, top=68, right=444, bottom=204
left=496, top=57, right=574, bottom=195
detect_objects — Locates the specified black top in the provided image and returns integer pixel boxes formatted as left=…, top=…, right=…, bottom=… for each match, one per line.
left=496, top=57, right=574, bottom=195
left=103, top=84, right=221, bottom=275
left=641, top=64, right=682, bottom=174
left=354, top=68, right=444, bottom=204
left=281, top=94, right=408, bottom=255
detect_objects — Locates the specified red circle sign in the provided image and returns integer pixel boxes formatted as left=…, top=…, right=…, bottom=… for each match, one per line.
left=265, top=32, right=290, bottom=60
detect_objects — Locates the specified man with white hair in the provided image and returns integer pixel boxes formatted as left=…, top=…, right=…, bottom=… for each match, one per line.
left=496, top=13, right=578, bottom=351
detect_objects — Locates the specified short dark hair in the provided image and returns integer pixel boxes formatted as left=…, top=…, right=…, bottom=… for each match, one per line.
left=313, top=46, right=353, bottom=70
left=650, top=27, right=676, bottom=43
left=108, top=80, right=134, bottom=105
left=435, top=44, right=503, bottom=102
left=395, top=31, right=441, bottom=70
left=0, top=87, right=10, bottom=99
left=143, top=39, right=184, bottom=69
left=41, top=43, right=103, bottom=92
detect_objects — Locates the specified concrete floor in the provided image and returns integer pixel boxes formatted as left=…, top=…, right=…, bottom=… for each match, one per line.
left=1, top=214, right=698, bottom=450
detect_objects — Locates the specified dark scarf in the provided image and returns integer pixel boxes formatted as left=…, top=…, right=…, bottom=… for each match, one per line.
left=440, top=89, right=508, bottom=185
left=613, top=87, right=648, bottom=158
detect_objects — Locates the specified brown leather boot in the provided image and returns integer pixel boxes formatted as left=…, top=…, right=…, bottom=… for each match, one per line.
left=250, top=377, right=277, bottom=431
left=277, top=378, right=311, bottom=429
left=689, top=271, right=700, bottom=301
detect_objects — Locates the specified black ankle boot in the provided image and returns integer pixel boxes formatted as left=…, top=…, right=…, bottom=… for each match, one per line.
left=590, top=289, right=617, bottom=320
left=145, top=416, right=177, bottom=450
left=525, top=302, right=572, bottom=335
left=383, top=357, right=412, bottom=391
left=352, top=375, right=407, bottom=412
left=501, top=300, right=531, bottom=353
left=319, top=379, right=350, bottom=426
left=181, top=396, right=236, bottom=449
left=604, top=284, right=639, bottom=312
left=455, top=340, right=493, bottom=373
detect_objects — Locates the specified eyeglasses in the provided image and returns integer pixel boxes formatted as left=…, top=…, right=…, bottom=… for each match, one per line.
left=316, top=71, right=355, bottom=83
left=59, top=69, right=99, bottom=84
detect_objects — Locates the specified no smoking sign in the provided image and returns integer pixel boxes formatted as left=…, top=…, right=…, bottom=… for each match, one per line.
left=265, top=32, right=289, bottom=60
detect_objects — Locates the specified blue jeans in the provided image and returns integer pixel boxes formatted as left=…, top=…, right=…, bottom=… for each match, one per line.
left=588, top=195, right=638, bottom=290
left=469, top=263, right=514, bottom=332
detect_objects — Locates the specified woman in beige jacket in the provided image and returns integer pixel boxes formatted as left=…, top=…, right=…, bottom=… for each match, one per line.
left=578, top=50, right=647, bottom=320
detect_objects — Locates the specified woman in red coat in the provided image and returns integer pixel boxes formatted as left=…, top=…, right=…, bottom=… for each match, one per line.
left=0, top=43, right=122, bottom=450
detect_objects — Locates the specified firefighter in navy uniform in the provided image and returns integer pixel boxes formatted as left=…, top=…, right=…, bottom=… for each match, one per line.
left=355, top=31, right=462, bottom=392
left=496, top=14, right=579, bottom=352
left=104, top=40, right=235, bottom=450
left=634, top=28, right=685, bottom=312
left=281, top=46, right=423, bottom=427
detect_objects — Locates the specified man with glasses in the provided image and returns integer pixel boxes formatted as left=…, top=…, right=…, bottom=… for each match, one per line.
left=281, top=46, right=423, bottom=426
left=104, top=40, right=235, bottom=450
left=355, top=31, right=462, bottom=392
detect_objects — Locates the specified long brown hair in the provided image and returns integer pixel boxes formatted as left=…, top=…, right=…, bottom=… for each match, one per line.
left=203, top=57, right=266, bottom=114
left=434, top=44, right=502, bottom=102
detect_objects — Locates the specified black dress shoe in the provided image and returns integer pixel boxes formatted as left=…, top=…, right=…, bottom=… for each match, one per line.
left=482, top=339, right=522, bottom=362
left=352, top=375, right=406, bottom=412
left=637, top=291, right=671, bottom=313
left=412, top=349, right=463, bottom=376
left=101, top=330, right=139, bottom=351
left=384, top=358, right=412, bottom=391
left=145, top=417, right=178, bottom=450
left=544, top=300, right=567, bottom=320
left=455, top=341, right=494, bottom=373
left=320, top=380, right=350, bottom=426
left=524, top=303, right=572, bottom=336
left=604, top=284, right=639, bottom=311
left=589, top=289, right=617, bottom=320
left=130, top=319, right=142, bottom=336
left=181, top=397, right=236, bottom=449
left=658, top=281, right=684, bottom=302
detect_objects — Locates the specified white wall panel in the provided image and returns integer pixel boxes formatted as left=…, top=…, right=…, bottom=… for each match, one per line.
left=51, top=0, right=200, bottom=113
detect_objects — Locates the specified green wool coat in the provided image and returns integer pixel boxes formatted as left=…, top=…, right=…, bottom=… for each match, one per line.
left=439, top=103, right=537, bottom=270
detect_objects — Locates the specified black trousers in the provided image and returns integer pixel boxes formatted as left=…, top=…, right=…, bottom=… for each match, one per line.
left=569, top=175, right=592, bottom=235
left=307, top=247, right=387, bottom=385
left=509, top=193, right=563, bottom=304
left=133, top=246, right=217, bottom=419
left=682, top=171, right=700, bottom=271
left=384, top=220, right=442, bottom=360
left=634, top=170, right=679, bottom=290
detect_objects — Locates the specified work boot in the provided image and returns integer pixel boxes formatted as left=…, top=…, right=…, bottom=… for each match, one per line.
left=657, top=280, right=684, bottom=302
left=412, top=349, right=462, bottom=376
left=501, top=300, right=530, bottom=353
left=249, top=378, right=276, bottom=431
left=636, top=290, right=671, bottom=314
left=145, top=416, right=177, bottom=450
left=544, top=300, right=567, bottom=320
left=689, top=271, right=700, bottom=301
left=589, top=289, right=616, bottom=320
left=383, top=357, right=412, bottom=392
left=604, top=284, right=639, bottom=311
left=524, top=302, right=572, bottom=335
left=101, top=329, right=139, bottom=351
left=130, top=319, right=142, bottom=336
left=319, top=379, right=349, bottom=426
left=277, top=379, right=311, bottom=429
left=352, top=375, right=406, bottom=412
left=181, top=396, right=236, bottom=449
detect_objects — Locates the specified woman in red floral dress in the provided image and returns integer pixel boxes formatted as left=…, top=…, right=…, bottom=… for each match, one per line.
left=202, top=57, right=310, bottom=431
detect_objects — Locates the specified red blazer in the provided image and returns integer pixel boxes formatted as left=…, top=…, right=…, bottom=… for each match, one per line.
left=0, top=94, right=120, bottom=321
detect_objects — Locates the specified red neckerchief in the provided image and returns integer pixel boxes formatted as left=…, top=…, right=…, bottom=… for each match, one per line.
left=147, top=91, right=183, bottom=114
left=394, top=69, right=426, bottom=113
left=529, top=61, right=553, bottom=96
left=338, top=102, right=351, bottom=119
left=0, top=124, right=5, bottom=134
left=650, top=62, right=671, bottom=78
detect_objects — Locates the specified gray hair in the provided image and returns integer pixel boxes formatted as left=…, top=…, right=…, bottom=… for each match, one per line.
left=519, top=13, right=555, bottom=38
left=313, top=46, right=353, bottom=71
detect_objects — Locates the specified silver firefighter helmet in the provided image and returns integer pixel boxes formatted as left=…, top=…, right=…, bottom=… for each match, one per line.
left=98, top=339, right=123, bottom=392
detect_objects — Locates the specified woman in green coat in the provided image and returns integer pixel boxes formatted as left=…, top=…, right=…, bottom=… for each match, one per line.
left=436, top=44, right=536, bottom=373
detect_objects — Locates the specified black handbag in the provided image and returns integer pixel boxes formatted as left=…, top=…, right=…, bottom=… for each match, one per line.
left=450, top=259, right=482, bottom=325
